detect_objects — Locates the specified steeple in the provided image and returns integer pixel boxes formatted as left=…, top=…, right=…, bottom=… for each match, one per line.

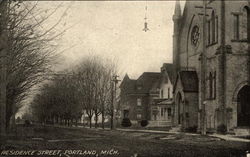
left=173, top=0, right=182, bottom=20
left=172, top=0, right=182, bottom=84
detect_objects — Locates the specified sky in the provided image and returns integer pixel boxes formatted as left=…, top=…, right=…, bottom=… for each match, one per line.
left=37, top=1, right=186, bottom=79
left=16, top=1, right=186, bottom=117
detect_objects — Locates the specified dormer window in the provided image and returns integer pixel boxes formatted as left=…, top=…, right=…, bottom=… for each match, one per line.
left=137, top=82, right=142, bottom=90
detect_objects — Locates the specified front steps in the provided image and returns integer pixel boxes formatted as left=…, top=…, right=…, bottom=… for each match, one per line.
left=169, top=125, right=181, bottom=132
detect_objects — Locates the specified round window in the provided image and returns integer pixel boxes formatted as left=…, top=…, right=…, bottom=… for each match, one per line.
left=191, top=25, right=200, bottom=47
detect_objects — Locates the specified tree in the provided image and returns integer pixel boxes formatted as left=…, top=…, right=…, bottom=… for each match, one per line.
left=30, top=55, right=118, bottom=129
left=75, top=56, right=118, bottom=129
left=3, top=1, right=70, bottom=130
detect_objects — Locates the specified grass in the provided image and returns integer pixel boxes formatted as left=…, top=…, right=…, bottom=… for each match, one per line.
left=0, top=125, right=249, bottom=157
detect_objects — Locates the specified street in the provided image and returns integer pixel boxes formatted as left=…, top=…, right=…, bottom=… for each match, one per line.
left=0, top=125, right=249, bottom=157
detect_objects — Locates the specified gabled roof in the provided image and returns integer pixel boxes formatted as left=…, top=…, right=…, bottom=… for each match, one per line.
left=120, top=72, right=161, bottom=95
left=120, top=74, right=136, bottom=94
left=135, top=72, right=161, bottom=94
left=174, top=71, right=198, bottom=92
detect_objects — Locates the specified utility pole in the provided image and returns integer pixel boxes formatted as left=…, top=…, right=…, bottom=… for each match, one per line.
left=0, top=0, right=8, bottom=136
left=110, top=75, right=120, bottom=130
left=201, top=0, right=207, bottom=136
left=195, top=0, right=212, bottom=135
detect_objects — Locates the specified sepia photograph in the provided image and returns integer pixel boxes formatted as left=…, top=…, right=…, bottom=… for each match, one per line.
left=0, top=0, right=250, bottom=156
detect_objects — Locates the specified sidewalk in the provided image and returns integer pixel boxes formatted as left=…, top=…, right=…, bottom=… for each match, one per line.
left=116, top=128, right=250, bottom=142
left=209, top=134, right=250, bottom=143
left=116, top=128, right=198, bottom=136
left=51, top=125, right=250, bottom=143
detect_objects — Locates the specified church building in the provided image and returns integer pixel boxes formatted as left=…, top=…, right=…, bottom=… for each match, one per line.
left=172, top=0, right=250, bottom=134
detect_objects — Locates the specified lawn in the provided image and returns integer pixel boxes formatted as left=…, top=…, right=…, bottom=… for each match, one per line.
left=0, top=125, right=249, bottom=157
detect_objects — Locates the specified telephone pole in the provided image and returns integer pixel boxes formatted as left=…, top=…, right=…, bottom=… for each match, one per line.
left=195, top=0, right=212, bottom=135
left=201, top=0, right=207, bottom=136
left=110, top=75, right=120, bottom=130
left=0, top=0, right=8, bottom=136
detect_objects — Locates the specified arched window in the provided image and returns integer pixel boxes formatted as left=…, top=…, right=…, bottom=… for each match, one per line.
left=207, top=11, right=217, bottom=45
left=242, top=6, right=250, bottom=42
left=215, top=16, right=218, bottom=43
left=243, top=6, right=250, bottom=42
left=209, top=72, right=213, bottom=99
left=233, top=13, right=240, bottom=40
left=211, top=11, right=216, bottom=43
left=213, top=71, right=216, bottom=99
left=207, top=20, right=211, bottom=45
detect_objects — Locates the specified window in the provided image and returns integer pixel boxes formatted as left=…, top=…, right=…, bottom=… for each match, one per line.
left=168, top=88, right=170, bottom=99
left=211, top=11, right=216, bottom=43
left=137, top=98, right=142, bottom=106
left=207, top=71, right=216, bottom=99
left=137, top=114, right=142, bottom=119
left=232, top=7, right=250, bottom=42
left=160, top=108, right=167, bottom=117
left=233, top=14, right=240, bottom=40
left=242, top=6, right=250, bottom=42
left=209, top=72, right=213, bottom=99
left=207, top=20, right=211, bottom=45
left=216, top=16, right=218, bottom=43
left=213, top=71, right=216, bottom=99
left=167, top=108, right=171, bottom=118
left=161, top=108, right=164, bottom=117
left=161, top=90, right=164, bottom=98
left=164, top=77, right=169, bottom=83
left=207, top=11, right=218, bottom=45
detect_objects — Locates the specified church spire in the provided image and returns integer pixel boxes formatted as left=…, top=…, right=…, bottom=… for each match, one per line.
left=173, top=0, right=181, bottom=19
left=172, top=0, right=182, bottom=84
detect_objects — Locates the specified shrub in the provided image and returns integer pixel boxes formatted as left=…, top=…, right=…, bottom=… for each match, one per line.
left=184, top=125, right=197, bottom=133
left=24, top=120, right=31, bottom=127
left=217, top=124, right=227, bottom=134
left=140, top=120, right=148, bottom=127
left=121, top=118, right=132, bottom=127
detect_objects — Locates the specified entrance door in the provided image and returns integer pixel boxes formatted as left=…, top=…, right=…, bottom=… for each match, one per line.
left=176, top=92, right=182, bottom=124
left=237, top=85, right=250, bottom=127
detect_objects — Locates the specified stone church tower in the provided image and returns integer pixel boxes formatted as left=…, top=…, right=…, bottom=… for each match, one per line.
left=172, top=0, right=250, bottom=134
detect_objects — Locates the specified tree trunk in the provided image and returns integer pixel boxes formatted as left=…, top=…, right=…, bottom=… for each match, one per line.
left=75, top=118, right=78, bottom=127
left=102, top=111, right=105, bottom=129
left=10, top=115, right=16, bottom=133
left=89, top=116, right=92, bottom=128
left=110, top=114, right=113, bottom=130
left=95, top=114, right=98, bottom=128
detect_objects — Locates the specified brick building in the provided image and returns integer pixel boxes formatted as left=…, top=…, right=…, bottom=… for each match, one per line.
left=120, top=64, right=174, bottom=127
left=120, top=72, right=161, bottom=124
left=172, top=0, right=250, bottom=134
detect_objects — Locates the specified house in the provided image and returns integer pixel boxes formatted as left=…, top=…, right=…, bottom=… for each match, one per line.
left=120, top=63, right=174, bottom=127
left=149, top=63, right=174, bottom=127
left=172, top=0, right=250, bottom=135
left=120, top=72, right=161, bottom=124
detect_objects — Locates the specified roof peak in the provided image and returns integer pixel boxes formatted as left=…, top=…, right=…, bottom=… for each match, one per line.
left=124, top=73, right=130, bottom=79
left=174, top=0, right=182, bottom=17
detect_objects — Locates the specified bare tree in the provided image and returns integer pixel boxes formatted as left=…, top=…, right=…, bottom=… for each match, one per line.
left=30, top=55, right=118, bottom=130
left=3, top=1, right=71, bottom=130
left=74, top=56, right=118, bottom=129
